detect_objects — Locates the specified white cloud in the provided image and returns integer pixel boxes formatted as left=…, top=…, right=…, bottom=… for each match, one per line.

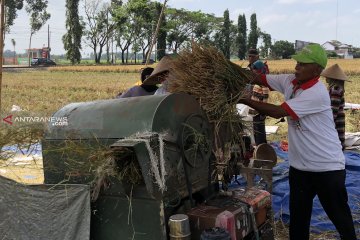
left=275, top=0, right=299, bottom=4
left=259, top=14, right=288, bottom=26
left=230, top=7, right=254, bottom=22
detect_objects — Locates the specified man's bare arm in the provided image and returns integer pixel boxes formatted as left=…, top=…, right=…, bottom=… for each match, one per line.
left=240, top=98, right=288, bottom=119
left=249, top=72, right=265, bottom=86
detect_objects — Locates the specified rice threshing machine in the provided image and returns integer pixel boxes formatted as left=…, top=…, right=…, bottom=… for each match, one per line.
left=42, top=93, right=276, bottom=240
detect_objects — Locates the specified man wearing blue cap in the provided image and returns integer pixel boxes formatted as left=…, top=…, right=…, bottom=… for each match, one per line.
left=239, top=44, right=356, bottom=240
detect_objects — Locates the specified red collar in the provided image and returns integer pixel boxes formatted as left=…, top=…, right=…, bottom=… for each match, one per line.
left=291, top=76, right=319, bottom=90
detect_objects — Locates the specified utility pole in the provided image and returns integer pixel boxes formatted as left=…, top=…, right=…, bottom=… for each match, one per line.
left=146, top=0, right=168, bottom=65
left=48, top=24, right=50, bottom=59
left=0, top=0, right=5, bottom=114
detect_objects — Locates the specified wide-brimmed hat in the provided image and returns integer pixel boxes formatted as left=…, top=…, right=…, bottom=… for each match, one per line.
left=142, top=56, right=173, bottom=85
left=321, top=63, right=351, bottom=81
left=292, top=44, right=327, bottom=68
left=248, top=49, right=259, bottom=56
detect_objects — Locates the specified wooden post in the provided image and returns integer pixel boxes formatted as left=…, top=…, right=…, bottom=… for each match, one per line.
left=146, top=0, right=168, bottom=65
left=0, top=0, right=5, bottom=114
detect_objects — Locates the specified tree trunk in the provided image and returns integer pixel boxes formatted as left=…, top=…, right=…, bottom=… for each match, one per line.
left=121, top=49, right=125, bottom=64
left=13, top=46, right=16, bottom=65
left=106, top=40, right=110, bottom=64
left=28, top=33, right=33, bottom=67
left=98, top=48, right=103, bottom=63
left=94, top=49, right=97, bottom=63
left=126, top=49, right=128, bottom=64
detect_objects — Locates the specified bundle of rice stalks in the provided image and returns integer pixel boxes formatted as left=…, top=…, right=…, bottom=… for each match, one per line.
left=167, top=43, right=254, bottom=179
left=44, top=138, right=144, bottom=200
left=167, top=43, right=254, bottom=121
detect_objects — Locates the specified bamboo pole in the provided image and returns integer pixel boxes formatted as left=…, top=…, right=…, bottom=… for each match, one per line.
left=146, top=0, right=168, bottom=65
left=0, top=0, right=5, bottom=114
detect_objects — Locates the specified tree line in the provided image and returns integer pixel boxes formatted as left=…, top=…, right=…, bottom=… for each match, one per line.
left=5, top=0, right=297, bottom=64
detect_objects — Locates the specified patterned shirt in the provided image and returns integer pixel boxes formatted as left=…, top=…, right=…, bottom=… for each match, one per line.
left=329, top=85, right=345, bottom=149
left=251, top=85, right=269, bottom=103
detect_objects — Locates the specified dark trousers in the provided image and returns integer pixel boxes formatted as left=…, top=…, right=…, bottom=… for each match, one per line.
left=289, top=167, right=357, bottom=240
left=253, top=114, right=267, bottom=145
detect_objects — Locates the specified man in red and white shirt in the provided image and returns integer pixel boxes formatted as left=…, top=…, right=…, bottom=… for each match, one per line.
left=239, top=44, right=356, bottom=240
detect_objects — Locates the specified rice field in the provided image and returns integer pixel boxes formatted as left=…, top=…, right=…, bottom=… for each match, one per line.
left=1, top=59, right=359, bottom=136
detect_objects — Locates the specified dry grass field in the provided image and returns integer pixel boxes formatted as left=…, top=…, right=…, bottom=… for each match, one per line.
left=0, top=59, right=359, bottom=239
left=2, top=59, right=359, bottom=138
left=0, top=59, right=359, bottom=179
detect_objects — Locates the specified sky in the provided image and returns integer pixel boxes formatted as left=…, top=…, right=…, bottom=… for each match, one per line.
left=4, top=0, right=360, bottom=55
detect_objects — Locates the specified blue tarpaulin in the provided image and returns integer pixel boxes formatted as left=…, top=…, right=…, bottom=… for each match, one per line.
left=270, top=142, right=360, bottom=233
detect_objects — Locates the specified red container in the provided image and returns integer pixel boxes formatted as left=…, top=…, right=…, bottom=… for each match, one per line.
left=231, top=187, right=271, bottom=226
left=187, top=203, right=252, bottom=240
left=186, top=188, right=271, bottom=240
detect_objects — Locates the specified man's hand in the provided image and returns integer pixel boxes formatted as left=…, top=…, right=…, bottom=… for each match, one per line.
left=250, top=72, right=265, bottom=86
left=238, top=84, right=253, bottom=104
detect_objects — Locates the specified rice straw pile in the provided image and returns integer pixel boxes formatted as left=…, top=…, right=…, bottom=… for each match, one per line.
left=167, top=43, right=255, bottom=180
left=167, top=43, right=254, bottom=121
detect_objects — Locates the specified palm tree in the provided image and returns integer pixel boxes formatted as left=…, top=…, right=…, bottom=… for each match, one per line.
left=11, top=39, right=16, bottom=64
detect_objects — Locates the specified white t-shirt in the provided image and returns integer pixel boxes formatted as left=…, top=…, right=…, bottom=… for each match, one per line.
left=262, top=74, right=345, bottom=172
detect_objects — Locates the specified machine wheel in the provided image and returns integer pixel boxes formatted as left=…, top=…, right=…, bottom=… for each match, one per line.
left=179, top=114, right=212, bottom=168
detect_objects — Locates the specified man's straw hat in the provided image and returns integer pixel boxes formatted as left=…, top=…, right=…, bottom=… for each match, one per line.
left=321, top=63, right=350, bottom=82
left=142, top=56, right=173, bottom=85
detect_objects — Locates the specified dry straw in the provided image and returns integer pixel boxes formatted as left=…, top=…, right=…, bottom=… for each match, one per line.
left=168, top=43, right=253, bottom=121
left=167, top=43, right=254, bottom=178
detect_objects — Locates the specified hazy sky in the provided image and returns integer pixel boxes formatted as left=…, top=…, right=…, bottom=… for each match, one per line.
left=4, top=0, right=360, bottom=55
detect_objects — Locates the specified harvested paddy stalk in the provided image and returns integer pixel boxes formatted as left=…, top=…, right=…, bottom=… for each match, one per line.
left=167, top=43, right=254, bottom=179
left=167, top=43, right=253, bottom=121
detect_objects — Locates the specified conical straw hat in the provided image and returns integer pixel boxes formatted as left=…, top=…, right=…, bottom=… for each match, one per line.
left=321, top=64, right=350, bottom=81
left=142, top=56, right=173, bottom=85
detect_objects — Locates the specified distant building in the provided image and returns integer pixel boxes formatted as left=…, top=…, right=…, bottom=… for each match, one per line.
left=322, top=40, right=353, bottom=59
left=295, top=40, right=314, bottom=51
left=26, top=47, right=51, bottom=59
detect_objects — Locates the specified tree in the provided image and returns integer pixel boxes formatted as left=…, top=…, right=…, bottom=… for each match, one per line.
left=166, top=8, right=218, bottom=53
left=229, top=24, right=239, bottom=58
left=236, top=14, right=247, bottom=60
left=155, top=2, right=166, bottom=61
left=247, top=13, right=259, bottom=50
left=271, top=40, right=295, bottom=59
left=222, top=9, right=230, bottom=59
left=5, top=0, right=23, bottom=32
left=259, top=31, right=271, bottom=58
left=62, top=0, right=84, bottom=64
left=11, top=39, right=16, bottom=64
left=25, top=0, right=50, bottom=66
left=83, top=0, right=113, bottom=63
left=112, top=0, right=152, bottom=63
left=108, top=0, right=123, bottom=63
